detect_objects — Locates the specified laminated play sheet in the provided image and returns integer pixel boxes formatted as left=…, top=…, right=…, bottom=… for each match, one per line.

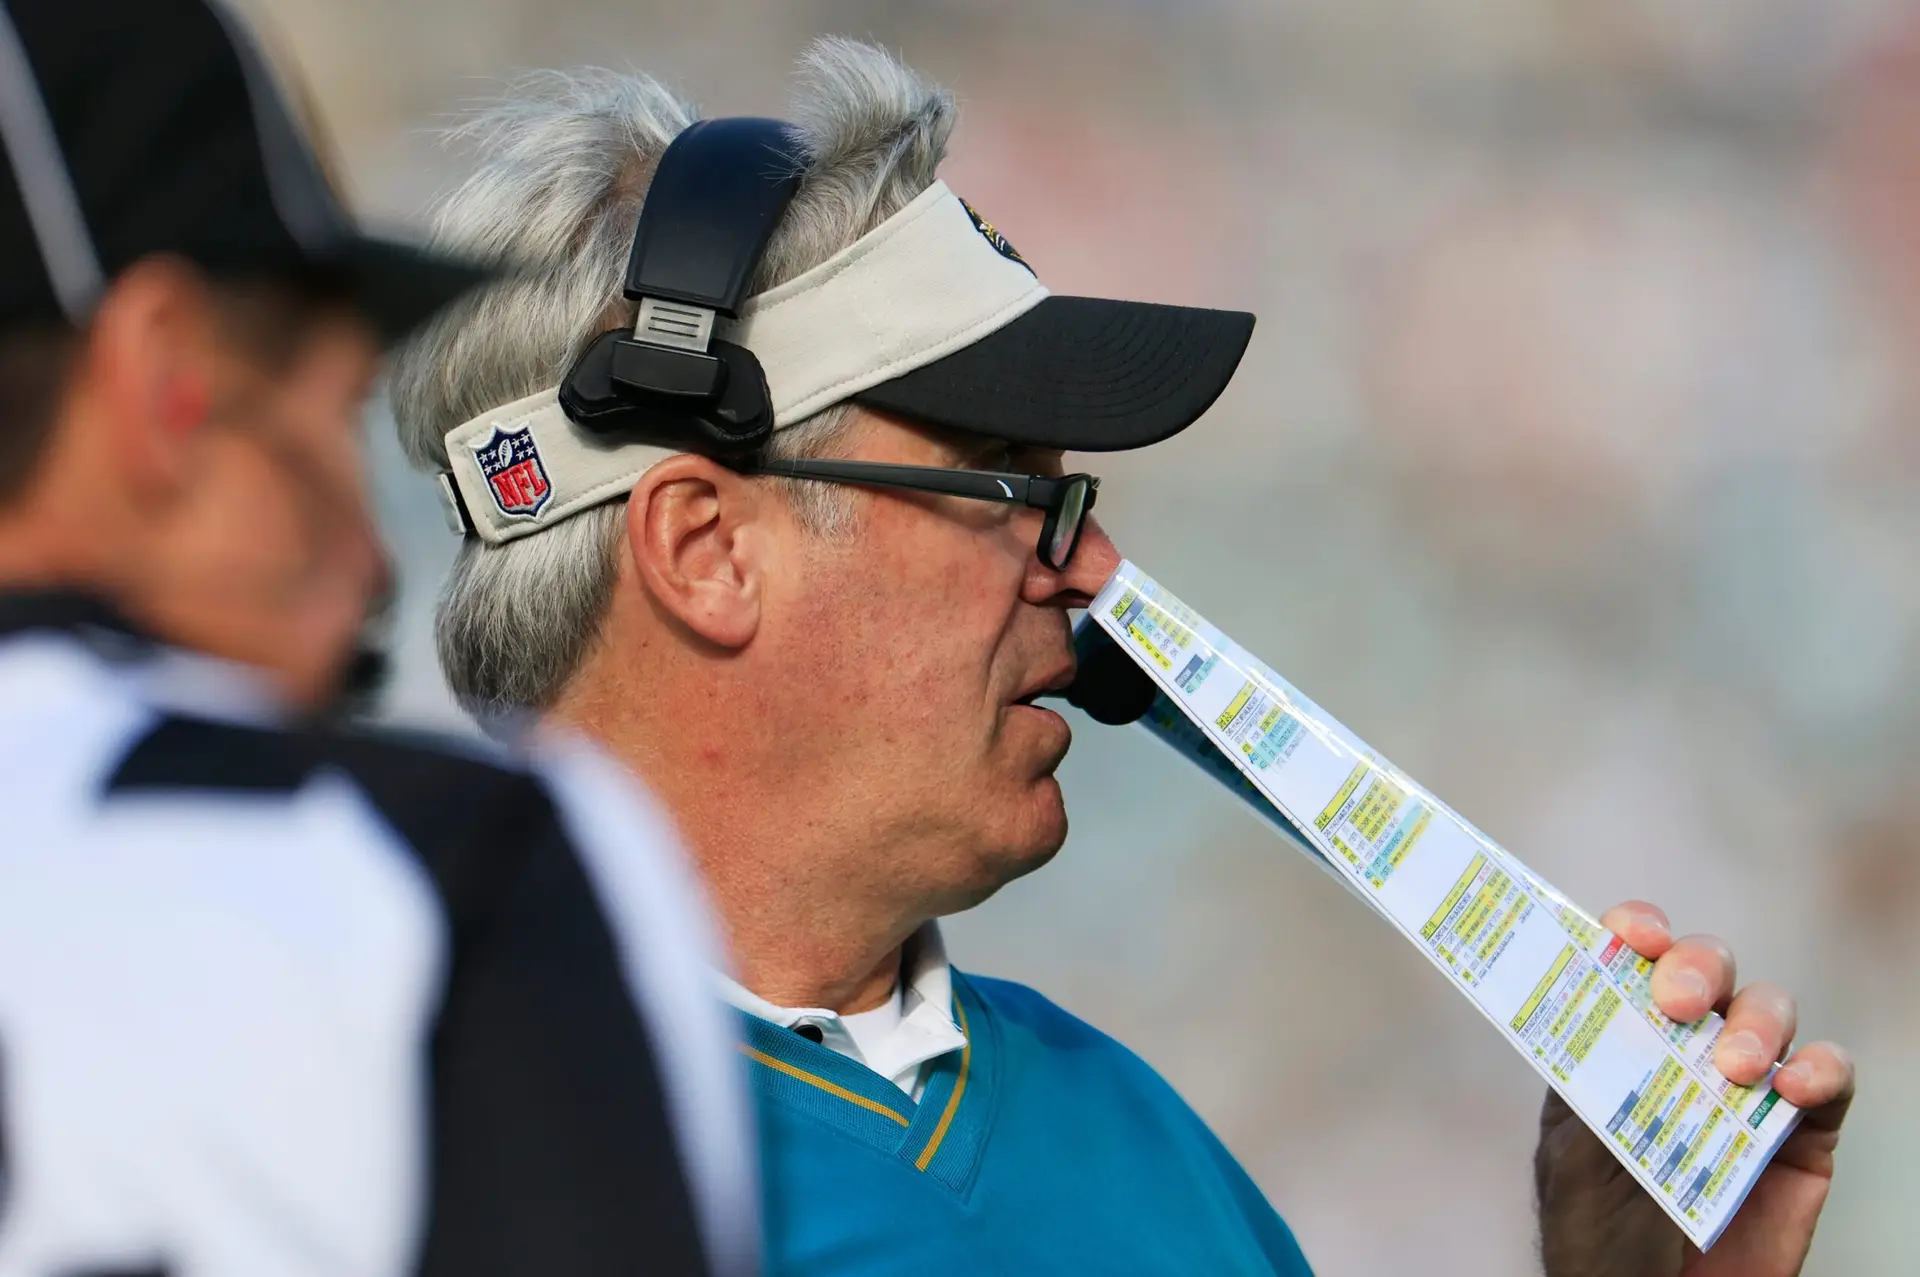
left=1089, top=561, right=1799, bottom=1250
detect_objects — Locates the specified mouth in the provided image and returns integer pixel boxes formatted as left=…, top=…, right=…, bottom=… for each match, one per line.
left=1010, top=663, right=1078, bottom=710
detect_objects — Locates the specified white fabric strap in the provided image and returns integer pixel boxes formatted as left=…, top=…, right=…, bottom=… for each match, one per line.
left=441, top=181, right=1047, bottom=546
left=442, top=389, right=673, bottom=544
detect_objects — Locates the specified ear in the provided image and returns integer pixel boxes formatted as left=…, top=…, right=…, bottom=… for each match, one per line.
left=82, top=257, right=218, bottom=499
left=626, top=453, right=766, bottom=650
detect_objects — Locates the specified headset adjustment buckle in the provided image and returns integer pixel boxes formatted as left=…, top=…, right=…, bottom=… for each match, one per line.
left=611, top=298, right=727, bottom=401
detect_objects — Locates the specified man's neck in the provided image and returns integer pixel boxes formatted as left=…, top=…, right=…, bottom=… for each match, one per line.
left=0, top=466, right=164, bottom=615
left=550, top=632, right=939, bottom=1015
left=543, top=738, right=922, bottom=1014
left=733, top=938, right=905, bottom=1015
left=697, top=843, right=924, bottom=1012
left=0, top=503, right=110, bottom=589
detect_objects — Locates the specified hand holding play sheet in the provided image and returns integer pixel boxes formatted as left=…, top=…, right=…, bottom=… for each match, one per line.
left=1535, top=903, right=1853, bottom=1277
left=1084, top=562, right=1852, bottom=1256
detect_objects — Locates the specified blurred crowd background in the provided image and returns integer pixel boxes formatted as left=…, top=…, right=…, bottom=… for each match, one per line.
left=240, top=0, right=1920, bottom=1271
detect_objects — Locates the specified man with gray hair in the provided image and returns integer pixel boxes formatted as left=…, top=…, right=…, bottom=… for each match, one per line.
left=394, top=39, right=1852, bottom=1276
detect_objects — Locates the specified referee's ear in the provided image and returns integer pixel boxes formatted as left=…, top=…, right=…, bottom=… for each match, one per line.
left=82, top=257, right=221, bottom=503
left=623, top=453, right=768, bottom=651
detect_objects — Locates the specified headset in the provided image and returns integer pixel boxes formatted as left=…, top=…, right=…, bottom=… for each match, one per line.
left=557, top=116, right=801, bottom=460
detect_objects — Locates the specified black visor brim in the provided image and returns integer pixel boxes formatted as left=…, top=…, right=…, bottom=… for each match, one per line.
left=851, top=295, right=1255, bottom=452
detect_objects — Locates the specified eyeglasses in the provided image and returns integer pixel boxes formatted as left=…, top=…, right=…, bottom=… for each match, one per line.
left=744, top=457, right=1101, bottom=570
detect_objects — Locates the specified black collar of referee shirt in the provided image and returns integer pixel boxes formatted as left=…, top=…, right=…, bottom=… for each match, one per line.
left=0, top=588, right=392, bottom=723
left=0, top=589, right=152, bottom=652
left=0, top=588, right=394, bottom=725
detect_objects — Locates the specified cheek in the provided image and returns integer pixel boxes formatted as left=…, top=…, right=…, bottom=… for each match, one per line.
left=174, top=443, right=304, bottom=567
left=862, top=508, right=1019, bottom=692
left=168, top=430, right=377, bottom=625
left=782, top=514, right=1018, bottom=740
left=273, top=381, right=371, bottom=500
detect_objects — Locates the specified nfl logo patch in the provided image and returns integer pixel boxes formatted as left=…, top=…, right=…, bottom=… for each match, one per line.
left=475, top=426, right=552, bottom=519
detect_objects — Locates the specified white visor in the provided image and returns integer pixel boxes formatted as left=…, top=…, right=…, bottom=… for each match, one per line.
left=438, top=181, right=1048, bottom=546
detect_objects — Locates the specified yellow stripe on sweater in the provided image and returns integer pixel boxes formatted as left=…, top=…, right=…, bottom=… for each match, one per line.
left=914, top=1000, right=972, bottom=1171
left=739, top=1044, right=911, bottom=1127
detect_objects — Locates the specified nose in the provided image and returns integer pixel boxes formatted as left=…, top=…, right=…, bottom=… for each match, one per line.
left=1024, top=513, right=1123, bottom=606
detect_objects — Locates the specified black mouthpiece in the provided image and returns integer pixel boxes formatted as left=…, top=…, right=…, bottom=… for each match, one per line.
left=1045, top=622, right=1159, bottom=726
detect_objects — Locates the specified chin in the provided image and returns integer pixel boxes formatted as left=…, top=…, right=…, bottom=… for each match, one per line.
left=977, top=775, right=1070, bottom=891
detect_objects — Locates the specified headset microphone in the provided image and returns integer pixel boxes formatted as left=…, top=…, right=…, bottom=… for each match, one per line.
left=1045, top=621, right=1159, bottom=726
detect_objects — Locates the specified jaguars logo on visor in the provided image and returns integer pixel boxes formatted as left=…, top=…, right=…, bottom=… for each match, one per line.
left=959, top=197, right=1032, bottom=275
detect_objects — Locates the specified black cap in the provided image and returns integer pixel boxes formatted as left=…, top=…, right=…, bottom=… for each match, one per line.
left=0, top=0, right=491, bottom=345
left=853, top=295, right=1256, bottom=453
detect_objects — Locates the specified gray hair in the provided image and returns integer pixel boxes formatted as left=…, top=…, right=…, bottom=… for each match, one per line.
left=390, top=40, right=955, bottom=718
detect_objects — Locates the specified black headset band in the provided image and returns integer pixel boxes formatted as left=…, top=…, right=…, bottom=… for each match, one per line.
left=624, top=117, right=801, bottom=315
left=556, top=116, right=804, bottom=458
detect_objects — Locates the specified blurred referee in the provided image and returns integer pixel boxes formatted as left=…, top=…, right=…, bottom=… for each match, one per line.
left=0, top=2, right=754, bottom=1276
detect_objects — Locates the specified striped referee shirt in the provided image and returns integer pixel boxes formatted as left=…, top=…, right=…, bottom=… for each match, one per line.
left=0, top=593, right=756, bottom=1277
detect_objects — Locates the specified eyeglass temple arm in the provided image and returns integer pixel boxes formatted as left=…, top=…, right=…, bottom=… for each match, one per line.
left=751, top=457, right=1046, bottom=507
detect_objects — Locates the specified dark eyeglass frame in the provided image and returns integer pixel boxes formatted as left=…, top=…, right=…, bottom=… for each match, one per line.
left=742, top=457, right=1101, bottom=570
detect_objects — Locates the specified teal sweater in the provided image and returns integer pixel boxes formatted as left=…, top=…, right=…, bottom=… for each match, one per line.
left=748, top=971, right=1313, bottom=1275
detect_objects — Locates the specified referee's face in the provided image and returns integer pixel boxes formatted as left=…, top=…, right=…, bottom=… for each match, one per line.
left=138, top=299, right=387, bottom=709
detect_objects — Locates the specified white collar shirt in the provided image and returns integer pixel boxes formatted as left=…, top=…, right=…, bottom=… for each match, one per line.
left=718, top=922, right=967, bottom=1100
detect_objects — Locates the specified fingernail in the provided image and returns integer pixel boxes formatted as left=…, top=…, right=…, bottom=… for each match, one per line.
left=1777, top=1061, right=1812, bottom=1087
left=1627, top=908, right=1669, bottom=936
left=1722, top=1030, right=1764, bottom=1069
left=1671, top=969, right=1710, bottom=1005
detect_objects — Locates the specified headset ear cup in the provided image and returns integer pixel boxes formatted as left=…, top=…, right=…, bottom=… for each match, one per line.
left=701, top=341, right=775, bottom=452
left=557, top=330, right=777, bottom=458
left=557, top=331, right=633, bottom=428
